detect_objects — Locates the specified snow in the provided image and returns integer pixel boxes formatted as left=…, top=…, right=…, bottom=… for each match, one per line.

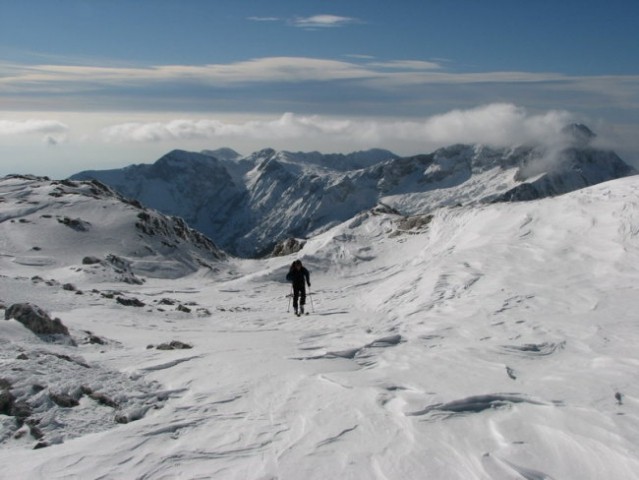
left=1, top=174, right=639, bottom=479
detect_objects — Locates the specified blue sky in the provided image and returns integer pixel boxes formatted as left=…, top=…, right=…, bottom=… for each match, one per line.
left=1, top=0, right=638, bottom=177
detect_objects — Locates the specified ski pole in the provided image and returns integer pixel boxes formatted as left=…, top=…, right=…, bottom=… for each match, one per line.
left=309, top=284, right=315, bottom=313
left=287, top=285, right=293, bottom=313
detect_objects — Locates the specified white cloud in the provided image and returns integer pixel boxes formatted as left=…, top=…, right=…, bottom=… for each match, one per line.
left=0, top=119, right=69, bottom=136
left=418, top=104, right=573, bottom=146
left=292, top=15, right=359, bottom=29
left=366, top=60, right=442, bottom=70
left=247, top=16, right=280, bottom=22
left=100, top=104, right=575, bottom=153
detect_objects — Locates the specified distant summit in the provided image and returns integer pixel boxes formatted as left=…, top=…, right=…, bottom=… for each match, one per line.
left=201, top=148, right=242, bottom=162
left=71, top=133, right=636, bottom=257
left=562, top=123, right=596, bottom=147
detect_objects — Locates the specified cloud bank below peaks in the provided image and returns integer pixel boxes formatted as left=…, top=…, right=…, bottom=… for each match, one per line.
left=101, top=104, right=575, bottom=153
left=0, top=119, right=69, bottom=145
left=0, top=119, right=68, bottom=136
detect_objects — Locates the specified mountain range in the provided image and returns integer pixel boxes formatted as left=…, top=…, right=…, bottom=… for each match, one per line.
left=71, top=124, right=635, bottom=257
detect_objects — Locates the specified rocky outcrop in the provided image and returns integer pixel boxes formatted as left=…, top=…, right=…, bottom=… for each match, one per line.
left=5, top=303, right=70, bottom=337
left=270, top=238, right=306, bottom=257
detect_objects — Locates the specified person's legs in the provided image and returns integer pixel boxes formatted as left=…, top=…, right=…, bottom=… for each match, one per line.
left=293, top=286, right=300, bottom=313
left=300, top=285, right=306, bottom=313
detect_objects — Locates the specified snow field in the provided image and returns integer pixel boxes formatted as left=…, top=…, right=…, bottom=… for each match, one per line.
left=1, top=177, right=639, bottom=478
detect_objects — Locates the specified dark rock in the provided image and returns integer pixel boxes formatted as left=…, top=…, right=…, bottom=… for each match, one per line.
left=27, top=422, right=44, bottom=440
left=156, top=340, right=192, bottom=350
left=372, top=203, right=401, bottom=215
left=12, top=401, right=32, bottom=424
left=116, top=296, right=145, bottom=307
left=4, top=303, right=70, bottom=336
left=114, top=413, right=129, bottom=424
left=105, top=255, right=144, bottom=285
left=395, top=214, right=433, bottom=232
left=87, top=334, right=106, bottom=345
left=82, top=256, right=102, bottom=265
left=80, top=385, right=118, bottom=407
left=177, top=304, right=191, bottom=313
left=90, top=392, right=118, bottom=408
left=49, top=392, right=80, bottom=408
left=62, top=283, right=76, bottom=291
left=0, top=390, right=14, bottom=416
left=57, top=216, right=91, bottom=231
left=270, top=238, right=305, bottom=257
left=51, top=353, right=90, bottom=368
left=0, top=389, right=32, bottom=426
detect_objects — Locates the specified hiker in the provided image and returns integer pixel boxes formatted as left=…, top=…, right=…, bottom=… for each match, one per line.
left=286, top=259, right=310, bottom=315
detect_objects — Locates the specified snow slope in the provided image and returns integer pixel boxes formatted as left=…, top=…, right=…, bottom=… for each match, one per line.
left=0, top=175, right=226, bottom=281
left=2, top=174, right=639, bottom=479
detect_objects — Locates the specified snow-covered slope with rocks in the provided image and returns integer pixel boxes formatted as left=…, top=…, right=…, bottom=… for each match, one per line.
left=0, top=175, right=226, bottom=281
left=72, top=125, right=636, bottom=257
left=1, top=173, right=639, bottom=479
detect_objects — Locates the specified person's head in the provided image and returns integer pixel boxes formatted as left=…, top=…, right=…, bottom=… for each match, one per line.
left=293, top=260, right=302, bottom=269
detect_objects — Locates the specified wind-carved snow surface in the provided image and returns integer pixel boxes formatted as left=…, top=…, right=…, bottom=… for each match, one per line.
left=1, top=174, right=639, bottom=478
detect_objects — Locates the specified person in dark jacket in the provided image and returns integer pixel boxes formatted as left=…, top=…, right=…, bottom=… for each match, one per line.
left=286, top=259, right=310, bottom=315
